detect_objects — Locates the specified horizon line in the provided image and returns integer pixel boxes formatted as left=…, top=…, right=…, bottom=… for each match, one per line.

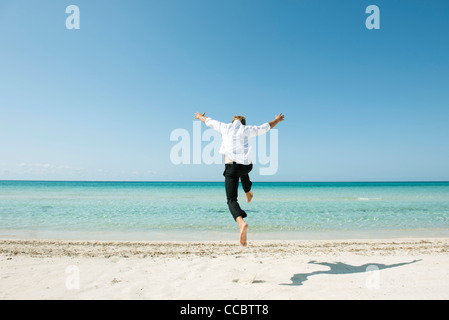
left=1, top=179, right=449, bottom=183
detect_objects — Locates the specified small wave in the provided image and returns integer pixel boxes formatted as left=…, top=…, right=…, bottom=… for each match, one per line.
left=358, top=197, right=381, bottom=201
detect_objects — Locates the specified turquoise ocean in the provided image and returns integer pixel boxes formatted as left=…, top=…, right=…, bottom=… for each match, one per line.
left=1, top=181, right=449, bottom=240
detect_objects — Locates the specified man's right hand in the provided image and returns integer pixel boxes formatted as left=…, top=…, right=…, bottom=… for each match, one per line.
left=275, top=113, right=285, bottom=122
left=269, top=113, right=285, bottom=129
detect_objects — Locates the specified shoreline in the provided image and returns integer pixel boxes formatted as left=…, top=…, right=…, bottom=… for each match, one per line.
left=2, top=228, right=449, bottom=243
left=1, top=237, right=449, bottom=258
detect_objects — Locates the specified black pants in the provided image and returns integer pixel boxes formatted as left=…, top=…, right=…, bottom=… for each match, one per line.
left=223, top=163, right=253, bottom=221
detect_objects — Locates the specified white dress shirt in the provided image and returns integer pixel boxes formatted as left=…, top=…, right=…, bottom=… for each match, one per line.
left=205, top=118, right=271, bottom=165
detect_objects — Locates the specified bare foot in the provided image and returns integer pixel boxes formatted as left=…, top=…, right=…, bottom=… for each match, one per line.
left=245, top=191, right=253, bottom=203
left=239, top=222, right=248, bottom=247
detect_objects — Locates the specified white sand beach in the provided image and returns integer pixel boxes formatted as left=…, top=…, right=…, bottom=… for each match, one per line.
left=1, top=238, right=449, bottom=300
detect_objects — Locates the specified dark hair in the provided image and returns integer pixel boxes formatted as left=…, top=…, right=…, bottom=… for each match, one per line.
left=232, top=115, right=246, bottom=125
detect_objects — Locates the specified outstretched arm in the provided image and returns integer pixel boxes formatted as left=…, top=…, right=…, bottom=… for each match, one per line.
left=194, top=112, right=224, bottom=132
left=194, top=112, right=207, bottom=124
left=268, top=113, right=285, bottom=129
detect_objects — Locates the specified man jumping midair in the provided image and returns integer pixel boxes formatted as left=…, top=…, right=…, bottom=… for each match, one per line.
left=194, top=112, right=285, bottom=246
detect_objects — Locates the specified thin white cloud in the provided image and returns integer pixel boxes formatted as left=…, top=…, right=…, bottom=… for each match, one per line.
left=0, top=163, right=159, bottom=181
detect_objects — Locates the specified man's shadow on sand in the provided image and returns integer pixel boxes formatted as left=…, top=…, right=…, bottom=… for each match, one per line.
left=281, top=260, right=422, bottom=286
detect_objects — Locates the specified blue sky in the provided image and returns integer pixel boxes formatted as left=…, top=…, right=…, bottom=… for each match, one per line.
left=1, top=0, right=448, bottom=181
